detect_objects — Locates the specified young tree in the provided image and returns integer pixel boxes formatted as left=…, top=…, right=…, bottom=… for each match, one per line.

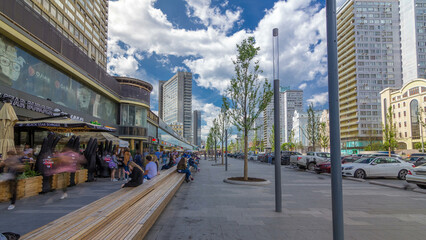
left=287, top=129, right=295, bottom=151
left=319, top=122, right=330, bottom=152
left=306, top=104, right=320, bottom=152
left=217, top=103, right=232, bottom=164
left=211, top=119, right=220, bottom=163
left=383, top=106, right=397, bottom=155
left=206, top=131, right=213, bottom=157
left=223, top=37, right=273, bottom=180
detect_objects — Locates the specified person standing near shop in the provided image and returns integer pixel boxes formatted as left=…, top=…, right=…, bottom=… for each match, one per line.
left=134, top=151, right=143, bottom=169
left=1, top=150, right=24, bottom=210
left=123, top=148, right=132, bottom=181
left=155, top=150, right=161, bottom=162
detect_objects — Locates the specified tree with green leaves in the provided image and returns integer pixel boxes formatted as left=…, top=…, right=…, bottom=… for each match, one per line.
left=223, top=37, right=273, bottom=180
left=319, top=122, right=330, bottom=152
left=206, top=131, right=213, bottom=157
left=218, top=103, right=232, bottom=164
left=307, top=104, right=320, bottom=152
left=287, top=129, right=295, bottom=151
left=383, top=106, right=397, bottom=156
left=211, top=119, right=220, bottom=163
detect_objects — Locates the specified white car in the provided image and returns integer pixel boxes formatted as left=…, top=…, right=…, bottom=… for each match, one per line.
left=406, top=164, right=426, bottom=189
left=341, top=157, right=415, bottom=180
left=248, top=154, right=258, bottom=161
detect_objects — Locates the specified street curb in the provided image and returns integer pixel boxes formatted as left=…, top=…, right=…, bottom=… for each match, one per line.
left=343, top=177, right=366, bottom=182
left=211, top=164, right=229, bottom=166
left=223, top=178, right=271, bottom=186
left=413, top=188, right=426, bottom=194
left=368, top=180, right=405, bottom=189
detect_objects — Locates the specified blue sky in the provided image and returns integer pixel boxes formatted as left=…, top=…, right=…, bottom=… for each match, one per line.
left=107, top=0, right=347, bottom=140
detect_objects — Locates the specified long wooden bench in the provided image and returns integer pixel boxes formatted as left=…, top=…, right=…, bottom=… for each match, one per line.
left=21, top=166, right=185, bottom=240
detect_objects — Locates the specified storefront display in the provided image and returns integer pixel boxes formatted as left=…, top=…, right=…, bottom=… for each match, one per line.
left=0, top=34, right=118, bottom=124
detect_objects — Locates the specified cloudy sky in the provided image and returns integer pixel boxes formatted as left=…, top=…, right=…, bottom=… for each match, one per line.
left=107, top=0, right=347, bottom=141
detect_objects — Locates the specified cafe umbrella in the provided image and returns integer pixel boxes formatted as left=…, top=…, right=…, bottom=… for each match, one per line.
left=0, top=102, right=18, bottom=159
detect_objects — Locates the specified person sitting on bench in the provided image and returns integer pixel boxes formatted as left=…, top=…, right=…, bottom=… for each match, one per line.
left=177, top=157, right=193, bottom=183
left=121, top=162, right=144, bottom=188
left=143, top=155, right=158, bottom=180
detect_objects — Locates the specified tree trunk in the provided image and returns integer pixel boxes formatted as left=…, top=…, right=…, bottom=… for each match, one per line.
left=244, top=129, right=248, bottom=181
left=221, top=142, right=224, bottom=165
left=214, top=139, right=217, bottom=163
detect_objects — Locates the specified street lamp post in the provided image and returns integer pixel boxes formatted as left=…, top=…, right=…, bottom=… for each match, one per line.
left=272, top=28, right=282, bottom=213
left=326, top=0, right=344, bottom=239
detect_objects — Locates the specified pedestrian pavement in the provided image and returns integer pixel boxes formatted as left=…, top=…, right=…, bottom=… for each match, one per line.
left=0, top=177, right=124, bottom=235
left=145, top=157, right=426, bottom=240
left=2, top=157, right=426, bottom=239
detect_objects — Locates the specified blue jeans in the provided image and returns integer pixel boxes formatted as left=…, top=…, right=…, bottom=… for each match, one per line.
left=177, top=169, right=191, bottom=181
left=124, top=165, right=129, bottom=179
left=268, top=157, right=272, bottom=164
left=190, top=163, right=198, bottom=171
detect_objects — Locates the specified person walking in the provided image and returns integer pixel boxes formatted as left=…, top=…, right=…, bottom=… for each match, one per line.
left=268, top=153, right=272, bottom=165
left=1, top=151, right=24, bottom=210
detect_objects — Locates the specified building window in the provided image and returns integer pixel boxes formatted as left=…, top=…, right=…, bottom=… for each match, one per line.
left=398, top=103, right=400, bottom=108
left=405, top=132, right=407, bottom=137
left=399, top=133, right=402, bottom=138
left=403, top=102, right=406, bottom=107
left=410, top=99, right=420, bottom=139
left=404, top=111, right=406, bottom=117
left=404, top=121, right=407, bottom=127
left=398, top=112, right=401, bottom=118
left=399, top=122, right=401, bottom=128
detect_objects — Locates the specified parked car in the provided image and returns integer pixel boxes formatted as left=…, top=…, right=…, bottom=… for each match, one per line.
left=258, top=153, right=267, bottom=162
left=290, top=152, right=331, bottom=171
left=281, top=151, right=301, bottom=165
left=248, top=153, right=258, bottom=161
left=315, top=156, right=360, bottom=174
left=406, top=163, right=426, bottom=189
left=341, top=157, right=415, bottom=179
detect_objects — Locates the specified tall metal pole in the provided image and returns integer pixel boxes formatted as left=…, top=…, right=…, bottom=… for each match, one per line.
left=225, top=129, right=228, bottom=171
left=273, top=28, right=282, bottom=213
left=326, top=1, right=344, bottom=239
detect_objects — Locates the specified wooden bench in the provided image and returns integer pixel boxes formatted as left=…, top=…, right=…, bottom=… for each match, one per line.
left=21, top=166, right=186, bottom=240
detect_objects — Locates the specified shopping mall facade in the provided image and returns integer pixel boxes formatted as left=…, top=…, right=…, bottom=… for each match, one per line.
left=0, top=1, right=196, bottom=152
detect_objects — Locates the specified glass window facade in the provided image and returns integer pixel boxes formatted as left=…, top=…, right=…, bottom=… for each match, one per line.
left=120, top=104, right=147, bottom=128
left=0, top=34, right=118, bottom=123
left=158, top=128, right=193, bottom=150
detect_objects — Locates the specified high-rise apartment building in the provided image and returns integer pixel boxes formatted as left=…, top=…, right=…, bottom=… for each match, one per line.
left=192, top=110, right=201, bottom=146
left=264, top=94, right=283, bottom=149
left=24, top=0, right=109, bottom=69
left=400, top=1, right=426, bottom=84
left=337, top=0, right=403, bottom=154
left=159, top=72, right=193, bottom=142
left=263, top=88, right=303, bottom=149
left=283, top=89, right=303, bottom=142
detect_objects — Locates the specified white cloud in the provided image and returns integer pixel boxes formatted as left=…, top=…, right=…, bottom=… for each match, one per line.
left=307, top=92, right=328, bottom=107
left=108, top=0, right=329, bottom=96
left=184, top=0, right=242, bottom=33
left=299, top=83, right=307, bottom=90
